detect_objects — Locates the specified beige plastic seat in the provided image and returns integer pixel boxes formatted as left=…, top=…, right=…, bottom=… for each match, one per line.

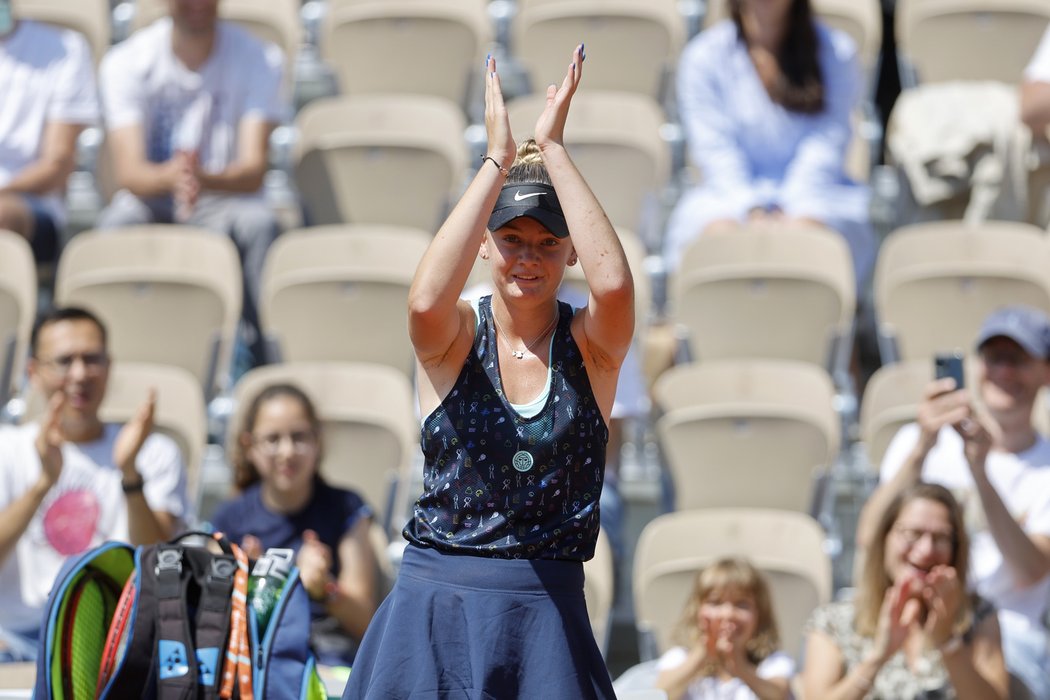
left=0, top=661, right=36, bottom=691
left=670, top=223, right=856, bottom=372
left=582, top=528, right=616, bottom=657
left=54, top=226, right=243, bottom=397
left=860, top=357, right=1050, bottom=469
left=560, top=227, right=652, bottom=330
left=227, top=362, right=418, bottom=534
left=633, top=508, right=831, bottom=662
left=131, top=0, right=301, bottom=68
left=513, top=0, right=685, bottom=100
left=293, top=94, right=468, bottom=230
left=873, top=221, right=1050, bottom=362
left=506, top=91, right=670, bottom=234
left=321, top=0, right=490, bottom=108
left=12, top=0, right=110, bottom=63
left=652, top=360, right=839, bottom=514
left=896, top=0, right=1050, bottom=84
left=23, top=361, right=208, bottom=519
left=260, top=225, right=431, bottom=380
left=0, top=231, right=36, bottom=410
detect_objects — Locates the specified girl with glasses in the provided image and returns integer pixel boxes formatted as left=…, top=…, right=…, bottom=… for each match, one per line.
left=210, top=383, right=379, bottom=667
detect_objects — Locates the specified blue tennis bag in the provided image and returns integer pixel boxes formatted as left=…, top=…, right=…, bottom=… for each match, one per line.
left=32, top=531, right=327, bottom=699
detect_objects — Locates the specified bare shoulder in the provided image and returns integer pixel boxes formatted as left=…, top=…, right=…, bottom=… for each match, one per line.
left=416, top=301, right=477, bottom=417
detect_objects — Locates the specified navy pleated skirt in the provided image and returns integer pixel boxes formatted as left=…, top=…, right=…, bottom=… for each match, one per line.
left=342, top=544, right=616, bottom=699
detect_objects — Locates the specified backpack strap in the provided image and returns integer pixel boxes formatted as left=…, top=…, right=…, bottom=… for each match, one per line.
left=191, top=550, right=236, bottom=699
left=155, top=544, right=198, bottom=700
left=219, top=539, right=253, bottom=700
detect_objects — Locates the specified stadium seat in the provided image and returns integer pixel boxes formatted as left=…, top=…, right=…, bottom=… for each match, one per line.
left=506, top=91, right=670, bottom=237
left=227, top=362, right=419, bottom=535
left=293, top=94, right=468, bottom=230
left=320, top=0, right=490, bottom=110
left=652, top=359, right=840, bottom=514
left=131, top=0, right=301, bottom=70
left=583, top=528, right=615, bottom=658
left=632, top=508, right=831, bottom=661
left=669, top=222, right=856, bottom=374
left=260, top=224, right=431, bottom=381
left=0, top=231, right=36, bottom=413
left=12, top=0, right=110, bottom=63
left=873, top=221, right=1050, bottom=363
left=896, top=0, right=1050, bottom=85
left=22, top=361, right=208, bottom=521
left=54, top=226, right=243, bottom=398
left=513, top=0, right=685, bottom=101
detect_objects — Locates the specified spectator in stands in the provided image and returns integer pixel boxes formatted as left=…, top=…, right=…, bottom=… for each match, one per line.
left=663, top=0, right=875, bottom=288
left=96, top=0, right=288, bottom=366
left=0, top=10, right=98, bottom=262
left=0, top=306, right=188, bottom=662
left=1021, top=25, right=1050, bottom=137
left=210, top=382, right=378, bottom=666
left=654, top=557, right=794, bottom=700
left=805, top=483, right=1008, bottom=699
left=857, top=305, right=1050, bottom=699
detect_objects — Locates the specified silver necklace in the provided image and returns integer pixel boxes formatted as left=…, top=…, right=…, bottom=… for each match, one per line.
left=491, top=306, right=558, bottom=359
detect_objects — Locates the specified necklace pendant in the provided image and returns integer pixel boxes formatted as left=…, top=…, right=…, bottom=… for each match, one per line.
left=511, top=350, right=525, bottom=360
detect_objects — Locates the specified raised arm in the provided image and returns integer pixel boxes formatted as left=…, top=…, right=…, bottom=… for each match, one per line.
left=534, top=45, right=634, bottom=373
left=407, top=54, right=516, bottom=369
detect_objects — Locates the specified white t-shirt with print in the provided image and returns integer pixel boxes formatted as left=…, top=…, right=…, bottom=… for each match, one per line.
left=99, top=17, right=286, bottom=185
left=0, top=20, right=99, bottom=224
left=0, top=422, right=189, bottom=633
left=881, top=423, right=1050, bottom=632
left=655, top=647, right=795, bottom=700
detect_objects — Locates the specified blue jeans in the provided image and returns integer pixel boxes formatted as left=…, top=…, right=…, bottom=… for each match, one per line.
left=0, top=626, right=38, bottom=663
left=1001, top=614, right=1050, bottom=700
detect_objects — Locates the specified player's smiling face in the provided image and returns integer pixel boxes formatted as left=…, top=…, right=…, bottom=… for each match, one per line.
left=482, top=217, right=573, bottom=299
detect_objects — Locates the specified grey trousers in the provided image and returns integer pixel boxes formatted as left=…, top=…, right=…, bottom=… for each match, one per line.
left=96, top=190, right=282, bottom=365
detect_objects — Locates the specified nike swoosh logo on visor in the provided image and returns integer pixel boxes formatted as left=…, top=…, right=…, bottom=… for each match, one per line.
left=513, top=191, right=545, bottom=201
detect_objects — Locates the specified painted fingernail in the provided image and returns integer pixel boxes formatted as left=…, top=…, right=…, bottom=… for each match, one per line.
left=486, top=53, right=491, bottom=66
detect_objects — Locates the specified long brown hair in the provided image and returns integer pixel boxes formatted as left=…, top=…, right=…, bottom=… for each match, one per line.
left=854, top=482, right=972, bottom=637
left=673, top=558, right=780, bottom=670
left=730, top=0, right=824, bottom=113
left=230, top=383, right=323, bottom=491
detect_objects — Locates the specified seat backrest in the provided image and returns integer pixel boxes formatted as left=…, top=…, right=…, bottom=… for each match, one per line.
left=0, top=231, right=36, bottom=409
left=652, top=359, right=839, bottom=513
left=260, top=225, right=431, bottom=380
left=132, top=0, right=301, bottom=68
left=23, top=361, right=207, bottom=516
left=506, top=91, right=670, bottom=234
left=560, top=227, right=653, bottom=330
left=54, top=227, right=243, bottom=396
left=860, top=357, right=1050, bottom=468
left=633, top=508, right=831, bottom=661
left=227, top=362, right=418, bottom=533
left=582, top=528, right=615, bottom=657
left=12, top=0, right=110, bottom=63
left=293, top=94, right=468, bottom=230
left=514, top=0, right=685, bottom=100
left=873, top=221, right=1050, bottom=362
left=671, top=223, right=855, bottom=369
left=896, top=0, right=1050, bottom=84
left=703, top=0, right=882, bottom=78
left=321, top=0, right=489, bottom=109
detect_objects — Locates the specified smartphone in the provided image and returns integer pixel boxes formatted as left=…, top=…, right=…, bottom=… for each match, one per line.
left=934, top=352, right=965, bottom=389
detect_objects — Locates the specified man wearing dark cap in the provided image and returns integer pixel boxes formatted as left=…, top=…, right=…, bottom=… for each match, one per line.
left=857, top=305, right=1050, bottom=698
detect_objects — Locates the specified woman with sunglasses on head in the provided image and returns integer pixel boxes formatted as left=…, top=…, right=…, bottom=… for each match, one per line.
left=210, top=383, right=379, bottom=667
left=342, top=44, right=633, bottom=699
left=802, top=482, right=1008, bottom=699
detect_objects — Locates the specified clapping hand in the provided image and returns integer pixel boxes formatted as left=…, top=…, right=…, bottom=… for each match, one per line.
left=533, top=44, right=585, bottom=152
left=114, top=388, right=156, bottom=482
left=920, top=565, right=964, bottom=648
left=484, top=54, right=515, bottom=171
left=35, top=391, right=67, bottom=488
left=297, top=529, right=334, bottom=602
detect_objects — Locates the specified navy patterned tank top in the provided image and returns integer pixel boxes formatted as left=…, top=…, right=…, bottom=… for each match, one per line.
left=404, top=295, right=609, bottom=560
